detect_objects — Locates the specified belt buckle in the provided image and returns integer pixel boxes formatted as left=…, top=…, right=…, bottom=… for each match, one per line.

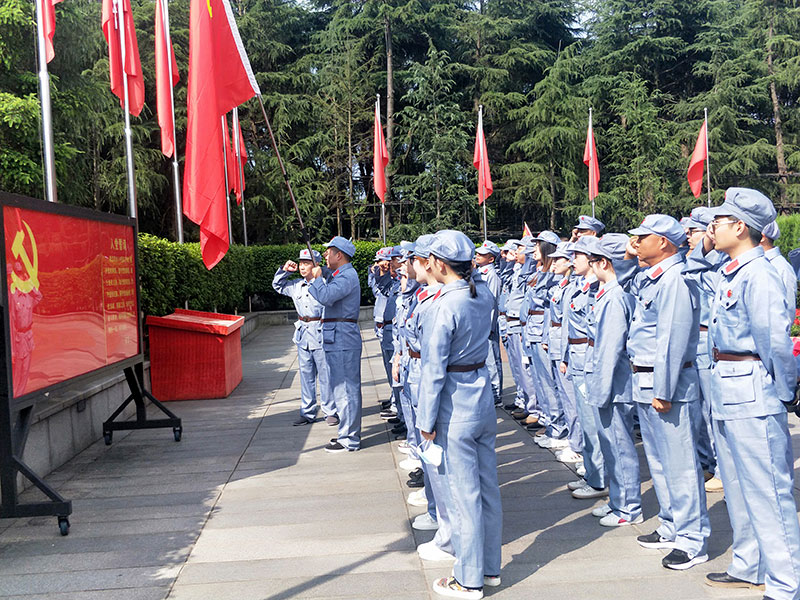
left=712, top=348, right=719, bottom=362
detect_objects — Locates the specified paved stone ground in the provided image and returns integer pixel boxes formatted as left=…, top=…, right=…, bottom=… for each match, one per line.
left=1, top=323, right=799, bottom=599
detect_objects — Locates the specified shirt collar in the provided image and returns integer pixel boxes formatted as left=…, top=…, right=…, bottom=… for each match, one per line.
left=764, top=247, right=781, bottom=260
left=596, top=279, right=619, bottom=300
left=645, top=253, right=682, bottom=280
left=723, top=246, right=764, bottom=276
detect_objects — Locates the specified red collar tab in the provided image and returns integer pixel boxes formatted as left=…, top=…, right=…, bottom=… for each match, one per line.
left=582, top=282, right=591, bottom=292
left=433, top=289, right=442, bottom=301
left=408, top=313, right=414, bottom=319
left=596, top=287, right=606, bottom=300
left=559, top=279, right=568, bottom=288
left=481, top=266, right=489, bottom=274
left=725, top=259, right=740, bottom=274
left=418, top=290, right=428, bottom=301
left=332, top=268, right=340, bottom=277
left=648, top=266, right=664, bottom=280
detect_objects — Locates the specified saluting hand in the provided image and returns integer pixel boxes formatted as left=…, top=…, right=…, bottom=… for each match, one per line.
left=311, top=265, right=322, bottom=279
left=652, top=398, right=672, bottom=413
left=283, top=260, right=298, bottom=272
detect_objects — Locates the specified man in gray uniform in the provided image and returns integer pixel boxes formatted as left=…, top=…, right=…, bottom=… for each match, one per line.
left=272, top=248, right=337, bottom=426
left=309, top=236, right=363, bottom=453
left=475, top=240, right=503, bottom=405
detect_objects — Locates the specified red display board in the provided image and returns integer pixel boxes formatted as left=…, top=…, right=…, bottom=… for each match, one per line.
left=2, top=200, right=140, bottom=399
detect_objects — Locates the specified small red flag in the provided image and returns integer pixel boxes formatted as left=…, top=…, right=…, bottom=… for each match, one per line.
left=583, top=115, right=599, bottom=201
left=688, top=119, right=708, bottom=198
left=373, top=100, right=389, bottom=203
left=183, top=0, right=260, bottom=269
left=473, top=109, right=493, bottom=205
left=41, top=0, right=64, bottom=63
left=101, top=0, right=145, bottom=117
left=155, top=0, right=179, bottom=157
left=232, top=117, right=247, bottom=205
left=522, top=222, right=532, bottom=238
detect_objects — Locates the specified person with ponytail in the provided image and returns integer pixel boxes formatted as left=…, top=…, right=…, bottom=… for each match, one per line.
left=417, top=230, right=502, bottom=600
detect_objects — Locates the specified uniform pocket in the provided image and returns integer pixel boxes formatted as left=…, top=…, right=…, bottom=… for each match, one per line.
left=634, top=371, right=654, bottom=390
left=323, top=322, right=336, bottom=344
left=715, top=361, right=756, bottom=405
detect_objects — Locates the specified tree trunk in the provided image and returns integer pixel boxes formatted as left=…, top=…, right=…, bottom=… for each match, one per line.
left=767, top=7, right=788, bottom=207
left=347, top=101, right=355, bottom=238
left=549, top=161, right=556, bottom=231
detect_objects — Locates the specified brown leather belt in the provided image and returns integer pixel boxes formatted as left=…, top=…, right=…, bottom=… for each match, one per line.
left=632, top=362, right=693, bottom=373
left=712, top=348, right=760, bottom=362
left=699, top=325, right=709, bottom=332
left=551, top=321, right=561, bottom=327
left=499, top=312, right=507, bottom=316
left=408, top=349, right=421, bottom=359
left=528, top=309, right=545, bottom=316
left=568, top=337, right=589, bottom=345
left=447, top=362, right=485, bottom=372
left=588, top=340, right=595, bottom=347
left=322, top=318, right=358, bottom=323
left=506, top=316, right=520, bottom=322
left=298, top=316, right=321, bottom=322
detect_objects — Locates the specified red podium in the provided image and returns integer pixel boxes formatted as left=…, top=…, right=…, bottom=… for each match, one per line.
left=146, top=309, right=245, bottom=401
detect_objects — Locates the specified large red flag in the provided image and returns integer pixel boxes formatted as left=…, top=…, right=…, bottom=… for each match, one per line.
left=688, top=119, right=708, bottom=198
left=101, top=0, right=145, bottom=117
left=373, top=100, right=389, bottom=203
left=41, top=0, right=64, bottom=63
left=473, top=109, right=493, bottom=205
left=223, top=115, right=237, bottom=192
left=183, top=0, right=260, bottom=269
left=232, top=117, right=247, bottom=205
left=155, top=0, right=179, bottom=157
left=583, top=115, right=599, bottom=201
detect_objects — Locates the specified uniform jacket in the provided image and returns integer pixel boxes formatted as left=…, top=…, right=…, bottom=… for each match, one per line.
left=272, top=269, right=324, bottom=350
left=308, top=262, right=362, bottom=351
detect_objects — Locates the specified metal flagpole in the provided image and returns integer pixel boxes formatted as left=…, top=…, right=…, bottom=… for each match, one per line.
left=34, top=0, right=57, bottom=203
left=233, top=107, right=247, bottom=246
left=256, top=95, right=316, bottom=264
left=704, top=107, right=711, bottom=208
left=160, top=0, right=182, bottom=242
left=589, top=107, right=595, bottom=219
left=114, top=0, right=137, bottom=219
left=377, top=94, right=386, bottom=244
left=221, top=114, right=233, bottom=245
left=479, top=105, right=488, bottom=241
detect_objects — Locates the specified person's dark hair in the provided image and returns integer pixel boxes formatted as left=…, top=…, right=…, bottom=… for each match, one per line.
left=538, top=240, right=558, bottom=271
left=746, top=225, right=762, bottom=246
left=439, top=257, right=477, bottom=297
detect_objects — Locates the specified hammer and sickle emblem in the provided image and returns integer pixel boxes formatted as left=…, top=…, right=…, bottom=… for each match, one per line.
left=10, top=221, right=39, bottom=294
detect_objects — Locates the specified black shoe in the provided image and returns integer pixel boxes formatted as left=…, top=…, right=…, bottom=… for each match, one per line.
left=705, top=572, right=765, bottom=590
left=387, top=417, right=402, bottom=425
left=512, top=410, right=529, bottom=421
left=325, top=441, right=356, bottom=453
left=380, top=410, right=398, bottom=420
left=381, top=400, right=392, bottom=409
left=408, top=468, right=423, bottom=480
left=525, top=421, right=545, bottom=431
left=293, top=417, right=314, bottom=426
left=391, top=425, right=407, bottom=435
left=661, top=549, right=708, bottom=570
left=406, top=477, right=424, bottom=488
left=503, top=402, right=518, bottom=411
left=636, top=531, right=676, bottom=549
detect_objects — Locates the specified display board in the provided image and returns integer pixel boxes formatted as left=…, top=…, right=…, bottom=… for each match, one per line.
left=0, top=194, right=141, bottom=401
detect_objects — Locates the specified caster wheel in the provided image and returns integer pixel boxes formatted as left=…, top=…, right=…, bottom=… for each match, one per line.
left=58, top=517, right=70, bottom=536
left=173, top=427, right=182, bottom=442
left=103, top=432, right=112, bottom=446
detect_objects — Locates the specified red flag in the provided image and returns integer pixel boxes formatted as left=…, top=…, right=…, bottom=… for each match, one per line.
left=223, top=115, right=237, bottom=192
left=155, top=0, right=179, bottom=157
left=183, top=0, right=260, bottom=269
left=688, top=119, right=708, bottom=198
left=373, top=100, right=389, bottom=203
left=522, top=222, right=532, bottom=238
left=473, top=109, right=493, bottom=205
left=41, top=0, right=64, bottom=63
left=232, top=117, right=247, bottom=205
left=101, top=0, right=145, bottom=117
left=583, top=115, right=600, bottom=201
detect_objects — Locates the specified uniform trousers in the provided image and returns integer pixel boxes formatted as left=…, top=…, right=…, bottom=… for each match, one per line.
left=325, top=348, right=362, bottom=450
left=486, top=333, right=503, bottom=403
left=715, top=413, right=800, bottom=600
left=506, top=331, right=538, bottom=413
left=552, top=360, right=582, bottom=453
left=436, top=415, right=502, bottom=588
left=568, top=343, right=605, bottom=489
left=636, top=401, right=710, bottom=556
left=528, top=342, right=566, bottom=438
left=694, top=364, right=716, bottom=475
left=596, top=402, right=641, bottom=520
left=297, top=345, right=336, bottom=420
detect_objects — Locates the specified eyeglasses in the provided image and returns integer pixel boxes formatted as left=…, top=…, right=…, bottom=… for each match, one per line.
left=587, top=257, right=603, bottom=264
left=710, top=219, right=739, bottom=231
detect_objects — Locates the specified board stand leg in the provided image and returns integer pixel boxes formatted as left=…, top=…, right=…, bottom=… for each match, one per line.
left=102, top=364, right=182, bottom=445
left=0, top=404, right=72, bottom=535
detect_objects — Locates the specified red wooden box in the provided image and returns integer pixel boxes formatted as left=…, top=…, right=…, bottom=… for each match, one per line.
left=146, top=309, right=245, bottom=401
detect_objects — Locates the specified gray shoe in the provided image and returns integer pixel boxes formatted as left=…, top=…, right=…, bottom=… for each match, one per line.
left=571, top=483, right=608, bottom=499
left=325, top=415, right=340, bottom=426
left=567, top=479, right=586, bottom=491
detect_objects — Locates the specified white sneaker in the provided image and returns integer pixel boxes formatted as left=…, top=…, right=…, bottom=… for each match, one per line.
left=533, top=431, right=548, bottom=441
left=591, top=503, right=612, bottom=517
left=432, top=576, right=482, bottom=599
left=397, top=441, right=414, bottom=455
left=571, top=483, right=608, bottom=499
left=599, top=512, right=644, bottom=527
left=407, top=489, right=427, bottom=507
left=412, top=512, right=439, bottom=531
left=483, top=575, right=501, bottom=587
left=537, top=436, right=569, bottom=449
left=567, top=479, right=586, bottom=491
left=399, top=457, right=422, bottom=471
left=418, top=541, right=456, bottom=562
left=576, top=463, right=586, bottom=477
left=556, top=449, right=583, bottom=463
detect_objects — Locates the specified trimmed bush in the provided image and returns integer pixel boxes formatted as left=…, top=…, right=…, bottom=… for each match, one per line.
left=137, top=235, right=384, bottom=316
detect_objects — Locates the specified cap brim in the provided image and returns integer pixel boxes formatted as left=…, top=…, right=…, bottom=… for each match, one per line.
left=627, top=226, right=653, bottom=236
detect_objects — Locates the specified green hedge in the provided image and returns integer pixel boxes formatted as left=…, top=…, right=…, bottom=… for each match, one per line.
left=137, top=234, right=383, bottom=316
left=775, top=214, right=800, bottom=257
